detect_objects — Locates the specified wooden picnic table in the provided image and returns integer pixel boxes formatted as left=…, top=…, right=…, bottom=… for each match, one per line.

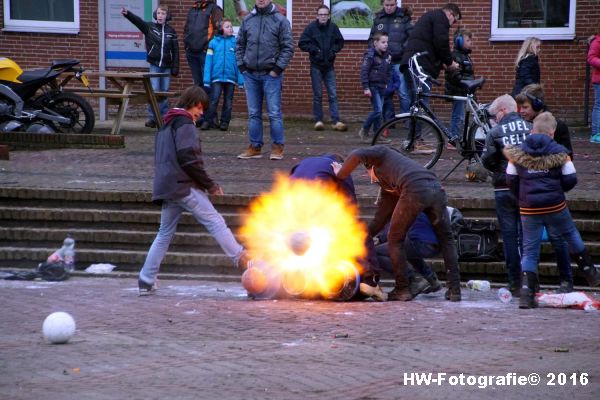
left=66, top=71, right=175, bottom=135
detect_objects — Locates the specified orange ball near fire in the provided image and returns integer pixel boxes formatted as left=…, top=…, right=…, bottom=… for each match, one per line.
left=241, top=267, right=269, bottom=295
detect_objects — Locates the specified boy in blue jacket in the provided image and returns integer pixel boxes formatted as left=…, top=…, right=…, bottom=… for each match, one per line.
left=201, top=19, right=244, bottom=131
left=505, top=112, right=600, bottom=308
left=122, top=5, right=179, bottom=128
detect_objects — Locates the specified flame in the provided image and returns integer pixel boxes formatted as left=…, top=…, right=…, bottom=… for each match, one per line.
left=240, top=174, right=367, bottom=298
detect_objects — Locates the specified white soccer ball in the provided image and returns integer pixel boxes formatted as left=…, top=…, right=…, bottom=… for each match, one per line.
left=42, top=312, right=76, bottom=344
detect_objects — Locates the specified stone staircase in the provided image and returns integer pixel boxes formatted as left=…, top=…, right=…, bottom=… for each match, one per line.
left=0, top=187, right=598, bottom=285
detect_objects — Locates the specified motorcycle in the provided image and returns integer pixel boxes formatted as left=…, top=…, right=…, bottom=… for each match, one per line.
left=0, top=57, right=94, bottom=134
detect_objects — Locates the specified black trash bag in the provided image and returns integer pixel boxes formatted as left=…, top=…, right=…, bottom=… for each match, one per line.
left=36, top=262, right=70, bottom=281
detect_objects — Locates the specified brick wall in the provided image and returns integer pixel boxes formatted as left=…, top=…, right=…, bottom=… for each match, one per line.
left=1, top=0, right=598, bottom=125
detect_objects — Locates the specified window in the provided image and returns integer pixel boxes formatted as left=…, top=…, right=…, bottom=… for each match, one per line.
left=491, top=0, right=575, bottom=41
left=3, top=0, right=80, bottom=34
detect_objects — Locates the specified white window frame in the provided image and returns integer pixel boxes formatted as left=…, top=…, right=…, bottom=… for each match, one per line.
left=490, top=0, right=576, bottom=41
left=3, top=0, right=80, bottom=34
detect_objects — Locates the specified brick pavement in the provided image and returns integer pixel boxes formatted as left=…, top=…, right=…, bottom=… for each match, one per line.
left=1, top=119, right=599, bottom=399
left=0, top=277, right=598, bottom=400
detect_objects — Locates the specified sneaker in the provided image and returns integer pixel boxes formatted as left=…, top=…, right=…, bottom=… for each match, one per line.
left=556, top=280, right=574, bottom=293
left=270, top=143, right=284, bottom=160
left=359, top=282, right=388, bottom=301
left=413, top=140, right=435, bottom=154
left=314, top=121, right=325, bottom=131
left=387, top=286, right=414, bottom=301
left=219, top=122, right=229, bottom=131
left=200, top=120, right=211, bottom=130
left=237, top=144, right=263, bottom=159
left=590, top=133, right=600, bottom=144
left=144, top=119, right=157, bottom=128
left=138, top=278, right=156, bottom=296
left=332, top=121, right=347, bottom=131
left=236, top=251, right=253, bottom=272
left=409, top=274, right=431, bottom=297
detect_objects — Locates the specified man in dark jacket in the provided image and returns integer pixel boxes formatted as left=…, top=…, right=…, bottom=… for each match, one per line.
left=334, top=145, right=462, bottom=302
left=370, top=0, right=413, bottom=119
left=401, top=3, right=460, bottom=80
left=481, top=94, right=531, bottom=294
left=184, top=1, right=223, bottom=87
left=122, top=6, right=179, bottom=128
left=299, top=5, right=347, bottom=132
left=236, top=0, right=294, bottom=161
left=138, top=86, right=250, bottom=295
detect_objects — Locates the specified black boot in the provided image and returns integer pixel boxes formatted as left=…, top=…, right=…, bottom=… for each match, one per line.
left=572, top=250, right=600, bottom=287
left=409, top=274, right=431, bottom=297
left=444, top=268, right=461, bottom=302
left=422, top=272, right=442, bottom=294
left=519, top=271, right=538, bottom=309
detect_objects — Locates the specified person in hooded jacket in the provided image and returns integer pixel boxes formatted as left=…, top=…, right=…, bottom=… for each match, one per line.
left=138, top=86, right=251, bottom=295
left=298, top=4, right=347, bottom=132
left=201, top=19, right=244, bottom=132
left=122, top=5, right=179, bottom=128
left=504, top=112, right=600, bottom=308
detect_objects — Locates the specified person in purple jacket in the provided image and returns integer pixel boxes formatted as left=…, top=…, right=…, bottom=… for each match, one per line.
left=505, top=112, right=600, bottom=308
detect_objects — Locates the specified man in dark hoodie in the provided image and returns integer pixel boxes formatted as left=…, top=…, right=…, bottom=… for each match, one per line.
left=138, top=86, right=251, bottom=295
left=298, top=4, right=347, bottom=132
left=504, top=112, right=600, bottom=308
left=333, top=145, right=462, bottom=302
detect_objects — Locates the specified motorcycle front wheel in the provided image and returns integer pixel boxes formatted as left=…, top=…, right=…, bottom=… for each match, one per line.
left=45, top=92, right=95, bottom=134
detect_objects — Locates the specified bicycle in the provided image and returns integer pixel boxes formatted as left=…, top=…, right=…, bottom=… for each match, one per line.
left=371, top=52, right=493, bottom=178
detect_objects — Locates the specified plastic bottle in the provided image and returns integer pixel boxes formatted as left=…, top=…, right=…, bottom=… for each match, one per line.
left=61, top=235, right=76, bottom=272
left=497, top=287, right=512, bottom=303
left=466, top=280, right=491, bottom=291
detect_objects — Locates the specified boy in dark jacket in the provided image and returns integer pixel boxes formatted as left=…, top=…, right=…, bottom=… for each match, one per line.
left=299, top=5, right=347, bottom=132
left=445, top=29, right=475, bottom=140
left=138, top=86, right=251, bottom=295
left=505, top=112, right=600, bottom=308
left=359, top=32, right=392, bottom=143
left=122, top=5, right=179, bottom=128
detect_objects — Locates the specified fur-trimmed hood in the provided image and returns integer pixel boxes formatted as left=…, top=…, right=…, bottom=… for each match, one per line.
left=504, top=134, right=569, bottom=170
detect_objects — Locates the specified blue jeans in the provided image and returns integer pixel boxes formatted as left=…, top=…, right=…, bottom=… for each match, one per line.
left=546, top=227, right=573, bottom=282
left=494, top=189, right=522, bottom=286
left=148, top=64, right=171, bottom=121
left=205, top=82, right=235, bottom=124
left=521, top=208, right=585, bottom=274
left=310, top=66, right=340, bottom=123
left=363, top=85, right=385, bottom=133
left=450, top=99, right=465, bottom=139
left=243, top=71, right=284, bottom=147
left=592, top=83, right=600, bottom=135
left=185, top=50, right=206, bottom=87
left=375, top=241, right=438, bottom=279
left=139, top=188, right=244, bottom=284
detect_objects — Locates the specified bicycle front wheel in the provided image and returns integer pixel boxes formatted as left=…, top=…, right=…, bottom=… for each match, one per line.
left=372, top=114, right=444, bottom=169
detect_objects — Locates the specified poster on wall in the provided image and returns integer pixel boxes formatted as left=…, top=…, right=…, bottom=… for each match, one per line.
left=223, top=0, right=291, bottom=28
left=325, top=0, right=397, bottom=40
left=105, top=0, right=157, bottom=68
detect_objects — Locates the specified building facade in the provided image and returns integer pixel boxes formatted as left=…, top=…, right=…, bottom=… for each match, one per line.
left=1, top=1, right=598, bottom=123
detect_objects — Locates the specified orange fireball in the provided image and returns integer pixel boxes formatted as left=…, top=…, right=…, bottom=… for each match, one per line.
left=239, top=175, right=367, bottom=298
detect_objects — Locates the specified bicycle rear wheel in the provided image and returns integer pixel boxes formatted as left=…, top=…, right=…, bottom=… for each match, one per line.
left=466, top=120, right=491, bottom=163
left=372, top=114, right=444, bottom=169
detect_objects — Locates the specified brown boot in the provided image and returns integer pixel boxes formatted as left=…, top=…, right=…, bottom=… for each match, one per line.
left=270, top=143, right=284, bottom=160
left=237, top=144, right=262, bottom=159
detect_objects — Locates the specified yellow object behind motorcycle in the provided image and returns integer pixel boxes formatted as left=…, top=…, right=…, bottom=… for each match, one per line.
left=0, top=58, right=23, bottom=83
